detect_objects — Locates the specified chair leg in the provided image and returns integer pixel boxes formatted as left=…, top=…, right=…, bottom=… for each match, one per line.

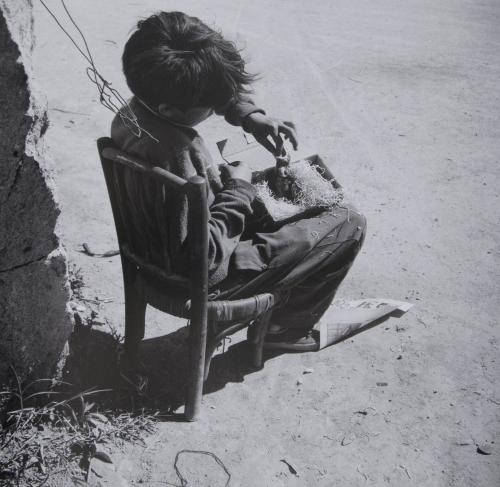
left=247, top=319, right=258, bottom=344
left=252, top=311, right=272, bottom=369
left=122, top=262, right=146, bottom=365
left=185, top=314, right=209, bottom=422
left=203, top=319, right=217, bottom=382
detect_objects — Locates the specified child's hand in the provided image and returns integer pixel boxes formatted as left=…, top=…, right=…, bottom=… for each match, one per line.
left=243, top=113, right=298, bottom=156
left=220, top=161, right=253, bottom=183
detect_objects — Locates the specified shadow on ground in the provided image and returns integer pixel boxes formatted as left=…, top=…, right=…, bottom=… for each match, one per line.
left=63, top=312, right=401, bottom=419
left=62, top=323, right=278, bottom=418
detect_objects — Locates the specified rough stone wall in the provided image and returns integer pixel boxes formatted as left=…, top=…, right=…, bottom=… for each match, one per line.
left=0, top=0, right=72, bottom=385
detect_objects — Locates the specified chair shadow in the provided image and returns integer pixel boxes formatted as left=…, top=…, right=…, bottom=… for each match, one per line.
left=62, top=323, right=280, bottom=420
left=62, top=311, right=405, bottom=419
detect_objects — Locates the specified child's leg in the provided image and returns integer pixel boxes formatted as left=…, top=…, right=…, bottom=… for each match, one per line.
left=269, top=250, right=357, bottom=331
left=264, top=215, right=365, bottom=350
left=215, top=206, right=366, bottom=333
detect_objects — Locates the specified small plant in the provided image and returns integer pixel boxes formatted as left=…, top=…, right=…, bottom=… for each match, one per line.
left=0, top=369, right=157, bottom=486
left=69, top=264, right=85, bottom=299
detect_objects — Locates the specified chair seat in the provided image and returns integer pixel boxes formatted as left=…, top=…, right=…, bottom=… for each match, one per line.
left=135, top=266, right=278, bottom=384
left=135, top=269, right=276, bottom=324
left=199, top=293, right=276, bottom=323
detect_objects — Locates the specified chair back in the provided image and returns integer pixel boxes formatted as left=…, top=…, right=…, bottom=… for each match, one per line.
left=96, top=137, right=208, bottom=301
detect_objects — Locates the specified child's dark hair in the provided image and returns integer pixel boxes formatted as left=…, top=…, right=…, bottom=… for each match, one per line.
left=122, top=11, right=256, bottom=111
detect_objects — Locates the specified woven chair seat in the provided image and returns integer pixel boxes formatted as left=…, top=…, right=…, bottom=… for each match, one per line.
left=135, top=269, right=276, bottom=323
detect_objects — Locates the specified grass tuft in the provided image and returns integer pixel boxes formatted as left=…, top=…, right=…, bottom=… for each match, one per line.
left=0, top=373, right=158, bottom=486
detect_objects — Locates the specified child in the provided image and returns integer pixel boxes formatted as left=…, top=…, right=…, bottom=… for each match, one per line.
left=112, top=11, right=366, bottom=351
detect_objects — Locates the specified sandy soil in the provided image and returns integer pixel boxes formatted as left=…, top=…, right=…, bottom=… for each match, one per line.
left=31, top=0, right=499, bottom=485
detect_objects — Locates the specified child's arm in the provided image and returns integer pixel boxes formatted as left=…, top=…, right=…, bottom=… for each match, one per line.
left=205, top=175, right=256, bottom=285
left=216, top=94, right=264, bottom=126
left=188, top=152, right=256, bottom=286
left=217, top=95, right=298, bottom=156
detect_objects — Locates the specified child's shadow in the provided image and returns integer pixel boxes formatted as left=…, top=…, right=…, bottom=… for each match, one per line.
left=63, top=323, right=276, bottom=419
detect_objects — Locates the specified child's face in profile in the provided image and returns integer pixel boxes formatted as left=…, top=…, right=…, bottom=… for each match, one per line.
left=158, top=104, right=214, bottom=127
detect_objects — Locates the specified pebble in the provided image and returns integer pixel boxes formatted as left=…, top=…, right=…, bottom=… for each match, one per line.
left=341, top=433, right=356, bottom=446
left=476, top=444, right=493, bottom=455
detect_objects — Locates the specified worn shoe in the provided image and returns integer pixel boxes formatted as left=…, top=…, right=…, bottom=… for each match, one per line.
left=264, top=328, right=319, bottom=352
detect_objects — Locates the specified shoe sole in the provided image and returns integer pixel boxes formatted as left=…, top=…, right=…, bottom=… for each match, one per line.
left=263, top=340, right=319, bottom=352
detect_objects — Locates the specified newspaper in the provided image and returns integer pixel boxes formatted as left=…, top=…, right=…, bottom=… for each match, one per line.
left=316, top=299, right=413, bottom=349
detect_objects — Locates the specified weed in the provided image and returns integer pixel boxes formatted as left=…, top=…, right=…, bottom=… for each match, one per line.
left=0, top=370, right=157, bottom=486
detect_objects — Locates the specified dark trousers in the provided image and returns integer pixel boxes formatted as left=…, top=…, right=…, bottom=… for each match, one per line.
left=215, top=206, right=366, bottom=331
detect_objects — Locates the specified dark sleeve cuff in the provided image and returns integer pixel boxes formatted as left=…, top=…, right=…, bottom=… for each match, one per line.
left=237, top=104, right=265, bottom=122
left=218, top=95, right=265, bottom=127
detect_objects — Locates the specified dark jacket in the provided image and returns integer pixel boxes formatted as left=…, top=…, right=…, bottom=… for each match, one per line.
left=111, top=96, right=267, bottom=287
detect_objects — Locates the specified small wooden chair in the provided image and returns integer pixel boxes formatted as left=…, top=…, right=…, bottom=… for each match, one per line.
left=97, top=137, right=277, bottom=421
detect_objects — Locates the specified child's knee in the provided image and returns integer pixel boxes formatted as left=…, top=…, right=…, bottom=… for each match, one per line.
left=343, top=208, right=366, bottom=244
left=352, top=211, right=367, bottom=245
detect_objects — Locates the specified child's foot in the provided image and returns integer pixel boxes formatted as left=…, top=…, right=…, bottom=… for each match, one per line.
left=264, top=327, right=319, bottom=352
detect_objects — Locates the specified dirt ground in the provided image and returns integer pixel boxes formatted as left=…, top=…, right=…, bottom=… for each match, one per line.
left=31, top=0, right=499, bottom=485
